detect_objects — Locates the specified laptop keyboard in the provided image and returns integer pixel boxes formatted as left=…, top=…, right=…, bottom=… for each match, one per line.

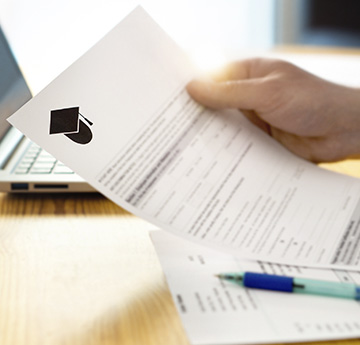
left=13, top=142, right=74, bottom=175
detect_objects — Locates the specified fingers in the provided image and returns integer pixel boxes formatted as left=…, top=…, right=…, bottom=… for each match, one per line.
left=186, top=78, right=264, bottom=110
left=241, top=110, right=271, bottom=134
left=210, top=59, right=251, bottom=82
left=270, top=128, right=315, bottom=161
left=187, top=57, right=285, bottom=110
left=209, top=57, right=285, bottom=82
left=271, top=129, right=349, bottom=163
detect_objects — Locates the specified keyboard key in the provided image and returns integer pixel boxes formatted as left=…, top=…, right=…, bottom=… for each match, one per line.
left=30, top=168, right=53, bottom=174
left=18, top=162, right=32, bottom=168
left=15, top=168, right=30, bottom=174
left=32, top=161, right=56, bottom=167
left=13, top=143, right=74, bottom=175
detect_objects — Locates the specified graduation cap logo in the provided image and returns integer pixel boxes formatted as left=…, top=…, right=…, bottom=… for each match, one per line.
left=49, top=107, right=93, bottom=145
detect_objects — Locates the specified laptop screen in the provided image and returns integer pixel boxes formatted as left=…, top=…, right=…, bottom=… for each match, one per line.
left=0, top=26, right=32, bottom=140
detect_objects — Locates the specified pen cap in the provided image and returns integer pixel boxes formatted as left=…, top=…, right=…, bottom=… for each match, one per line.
left=293, top=278, right=359, bottom=299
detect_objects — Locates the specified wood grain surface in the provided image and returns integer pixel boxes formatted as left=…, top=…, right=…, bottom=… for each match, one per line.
left=0, top=193, right=188, bottom=345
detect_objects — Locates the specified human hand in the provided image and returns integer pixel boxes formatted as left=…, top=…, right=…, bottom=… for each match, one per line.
left=187, top=58, right=360, bottom=162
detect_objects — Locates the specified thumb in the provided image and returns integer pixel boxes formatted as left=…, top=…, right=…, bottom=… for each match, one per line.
left=186, top=78, right=263, bottom=110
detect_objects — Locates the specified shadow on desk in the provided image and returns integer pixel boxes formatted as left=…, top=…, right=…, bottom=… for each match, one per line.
left=67, top=284, right=189, bottom=345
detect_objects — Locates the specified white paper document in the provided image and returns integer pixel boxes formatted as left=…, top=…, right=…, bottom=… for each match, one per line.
left=151, top=230, right=360, bottom=345
left=8, top=7, right=360, bottom=269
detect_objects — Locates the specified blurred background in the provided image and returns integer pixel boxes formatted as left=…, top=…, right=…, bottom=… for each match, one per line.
left=0, top=0, right=359, bottom=93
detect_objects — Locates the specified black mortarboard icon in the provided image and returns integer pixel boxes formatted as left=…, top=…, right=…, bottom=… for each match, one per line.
left=50, top=107, right=79, bottom=134
left=49, top=106, right=93, bottom=145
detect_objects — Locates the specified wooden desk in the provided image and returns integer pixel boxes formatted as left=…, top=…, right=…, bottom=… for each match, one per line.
left=1, top=48, right=360, bottom=345
left=0, top=193, right=189, bottom=345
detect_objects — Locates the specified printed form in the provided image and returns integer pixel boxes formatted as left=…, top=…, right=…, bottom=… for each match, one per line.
left=8, top=7, right=360, bottom=269
left=151, top=230, right=360, bottom=345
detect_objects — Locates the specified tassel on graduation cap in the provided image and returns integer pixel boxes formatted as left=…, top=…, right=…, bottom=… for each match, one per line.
left=49, top=106, right=93, bottom=145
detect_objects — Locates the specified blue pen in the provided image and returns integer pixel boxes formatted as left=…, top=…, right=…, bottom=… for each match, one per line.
left=216, top=271, right=360, bottom=300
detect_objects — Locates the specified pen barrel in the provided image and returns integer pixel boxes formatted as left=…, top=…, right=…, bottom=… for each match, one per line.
left=293, top=278, right=360, bottom=300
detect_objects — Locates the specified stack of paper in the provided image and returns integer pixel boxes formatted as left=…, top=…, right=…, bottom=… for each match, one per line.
left=152, top=230, right=360, bottom=344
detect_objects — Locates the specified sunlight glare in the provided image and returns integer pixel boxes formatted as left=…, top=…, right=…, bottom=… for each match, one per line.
left=189, top=44, right=227, bottom=73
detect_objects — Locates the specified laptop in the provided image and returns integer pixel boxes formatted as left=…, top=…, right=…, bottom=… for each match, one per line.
left=0, top=26, right=95, bottom=192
